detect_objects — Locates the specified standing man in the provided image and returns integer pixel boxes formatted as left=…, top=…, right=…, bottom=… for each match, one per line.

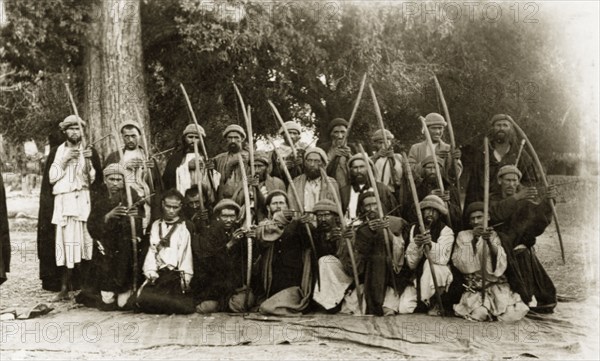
left=288, top=147, right=340, bottom=213
left=370, top=128, right=404, bottom=200
left=408, top=113, right=462, bottom=183
left=465, top=114, right=537, bottom=208
left=271, top=121, right=307, bottom=184
left=339, top=154, right=398, bottom=224
left=37, top=115, right=103, bottom=298
left=105, top=120, right=163, bottom=231
left=405, top=195, right=455, bottom=316
left=413, top=156, right=462, bottom=231
left=319, top=118, right=357, bottom=189
left=213, top=124, right=250, bottom=200
left=232, top=151, right=286, bottom=222
left=162, top=124, right=220, bottom=202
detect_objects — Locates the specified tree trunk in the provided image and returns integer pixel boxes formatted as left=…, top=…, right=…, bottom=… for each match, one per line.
left=83, top=0, right=149, bottom=160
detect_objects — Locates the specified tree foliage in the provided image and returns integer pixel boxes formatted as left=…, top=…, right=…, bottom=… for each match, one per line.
left=1, top=0, right=580, bottom=164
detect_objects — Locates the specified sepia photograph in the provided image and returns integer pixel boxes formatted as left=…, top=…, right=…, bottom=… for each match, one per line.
left=0, top=0, right=598, bottom=359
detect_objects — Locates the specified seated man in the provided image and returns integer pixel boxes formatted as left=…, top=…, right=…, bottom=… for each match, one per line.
left=85, top=163, right=144, bottom=310
left=452, top=202, right=529, bottom=321
left=254, top=190, right=313, bottom=315
left=405, top=195, right=454, bottom=316
left=193, top=199, right=257, bottom=313
left=135, top=189, right=195, bottom=314
left=344, top=192, right=414, bottom=316
left=490, top=165, right=558, bottom=313
left=310, top=199, right=355, bottom=312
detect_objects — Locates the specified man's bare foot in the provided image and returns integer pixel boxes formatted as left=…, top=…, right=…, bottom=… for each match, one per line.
left=51, top=291, right=70, bottom=302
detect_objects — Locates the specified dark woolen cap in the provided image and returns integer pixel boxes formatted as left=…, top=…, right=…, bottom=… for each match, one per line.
left=465, top=202, right=484, bottom=217
left=328, top=118, right=349, bottom=134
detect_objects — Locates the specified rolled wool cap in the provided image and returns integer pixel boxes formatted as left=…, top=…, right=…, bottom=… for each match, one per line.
left=59, top=115, right=86, bottom=130
left=419, top=194, right=448, bottom=215
left=371, top=129, right=395, bottom=142
left=490, top=114, right=514, bottom=126
left=328, top=118, right=349, bottom=134
left=102, top=163, right=127, bottom=178
left=425, top=113, right=447, bottom=127
left=348, top=153, right=375, bottom=169
left=279, top=121, right=301, bottom=135
left=265, top=189, right=288, bottom=205
left=465, top=201, right=484, bottom=217
left=420, top=155, right=445, bottom=170
left=254, top=151, right=270, bottom=166
left=120, top=120, right=142, bottom=133
left=304, top=147, right=329, bottom=164
left=497, top=165, right=522, bottom=180
left=313, top=199, right=338, bottom=213
left=214, top=198, right=241, bottom=215
left=222, top=124, right=246, bottom=140
left=183, top=124, right=206, bottom=137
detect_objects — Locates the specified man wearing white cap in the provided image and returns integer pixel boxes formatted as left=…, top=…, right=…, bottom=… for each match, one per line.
left=213, top=124, right=249, bottom=200
left=408, top=112, right=462, bottom=183
left=37, top=115, right=103, bottom=298
left=162, top=124, right=221, bottom=207
left=271, top=121, right=308, bottom=184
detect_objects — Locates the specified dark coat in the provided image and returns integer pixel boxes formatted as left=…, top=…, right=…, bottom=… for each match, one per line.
left=105, top=148, right=163, bottom=229
left=350, top=217, right=412, bottom=315
left=494, top=198, right=557, bottom=311
left=464, top=142, right=537, bottom=221
left=87, top=185, right=144, bottom=293
left=340, top=181, right=399, bottom=219
left=0, top=174, right=10, bottom=285
left=37, top=144, right=103, bottom=291
left=191, top=221, right=259, bottom=310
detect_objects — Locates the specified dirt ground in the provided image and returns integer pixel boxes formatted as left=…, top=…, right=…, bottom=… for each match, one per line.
left=1, top=176, right=599, bottom=359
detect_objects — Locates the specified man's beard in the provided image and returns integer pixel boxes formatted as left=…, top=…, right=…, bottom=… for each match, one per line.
left=305, top=168, right=320, bottom=180
left=227, top=142, right=241, bottom=153
left=67, top=134, right=81, bottom=145
left=350, top=173, right=367, bottom=187
left=494, top=130, right=510, bottom=143
left=365, top=210, right=378, bottom=221
left=258, top=171, right=267, bottom=182
left=317, top=220, right=333, bottom=232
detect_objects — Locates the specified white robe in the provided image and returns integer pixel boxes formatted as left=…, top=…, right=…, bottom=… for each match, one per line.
left=50, top=143, right=94, bottom=268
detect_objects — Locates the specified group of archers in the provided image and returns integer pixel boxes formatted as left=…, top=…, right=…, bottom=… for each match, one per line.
left=36, top=104, right=560, bottom=322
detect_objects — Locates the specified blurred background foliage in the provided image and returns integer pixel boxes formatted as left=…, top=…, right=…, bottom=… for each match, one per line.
left=0, top=0, right=592, bottom=174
